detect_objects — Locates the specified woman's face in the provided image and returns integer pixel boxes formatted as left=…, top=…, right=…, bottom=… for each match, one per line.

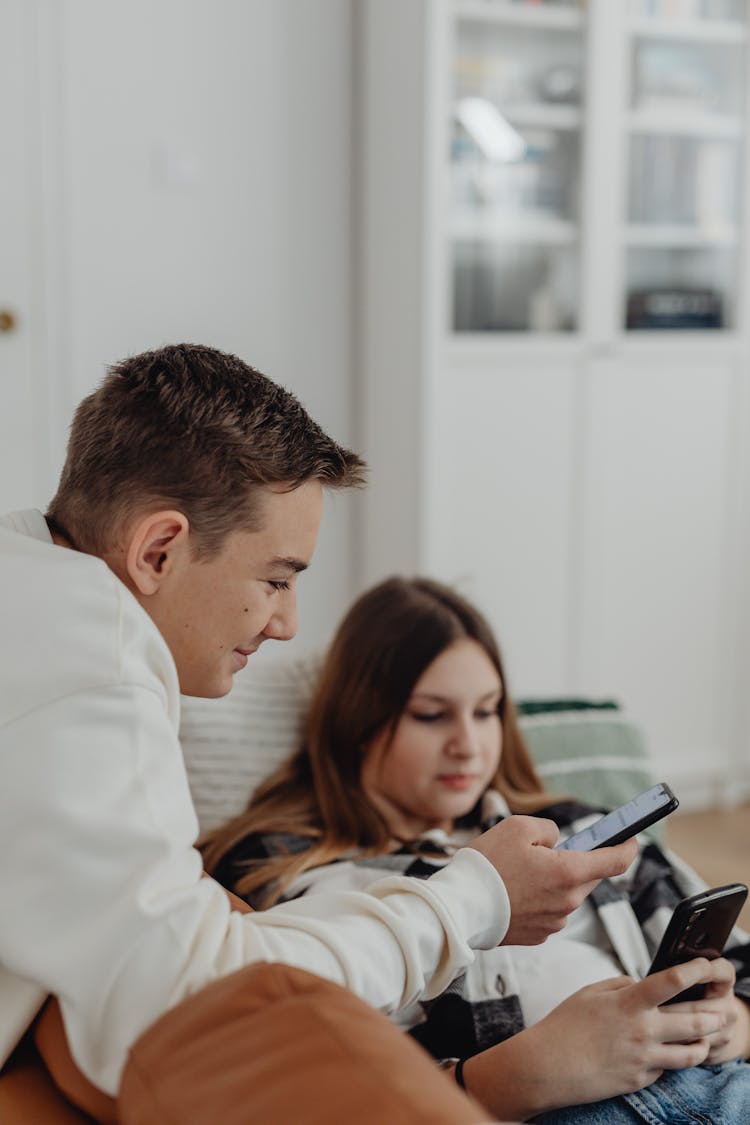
left=361, top=637, right=503, bottom=840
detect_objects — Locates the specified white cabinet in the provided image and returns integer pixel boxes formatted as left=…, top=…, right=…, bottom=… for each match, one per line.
left=355, top=0, right=750, bottom=807
left=449, top=0, right=586, bottom=333
left=445, top=0, right=748, bottom=335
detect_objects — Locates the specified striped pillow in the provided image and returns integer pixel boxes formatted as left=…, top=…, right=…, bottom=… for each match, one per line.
left=517, top=699, right=659, bottom=834
left=180, top=651, right=323, bottom=833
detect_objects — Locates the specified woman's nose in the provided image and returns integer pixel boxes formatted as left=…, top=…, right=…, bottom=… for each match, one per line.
left=446, top=719, right=478, bottom=757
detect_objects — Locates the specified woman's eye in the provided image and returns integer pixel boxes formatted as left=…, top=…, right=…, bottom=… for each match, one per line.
left=475, top=709, right=498, bottom=720
left=410, top=712, right=445, bottom=723
left=268, top=580, right=290, bottom=591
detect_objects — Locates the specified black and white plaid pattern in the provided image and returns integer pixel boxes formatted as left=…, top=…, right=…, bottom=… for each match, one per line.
left=217, top=792, right=750, bottom=1061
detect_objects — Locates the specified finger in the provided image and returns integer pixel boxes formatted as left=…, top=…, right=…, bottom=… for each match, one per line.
left=705, top=978, right=736, bottom=999
left=651, top=1039, right=712, bottom=1071
left=704, top=957, right=736, bottom=986
left=657, top=1009, right=726, bottom=1044
left=525, top=816, right=560, bottom=848
left=667, top=996, right=728, bottom=1019
left=575, top=878, right=607, bottom=902
left=633, top=960, right=715, bottom=1007
left=559, top=839, right=638, bottom=884
left=706, top=1044, right=732, bottom=1065
left=667, top=956, right=736, bottom=1000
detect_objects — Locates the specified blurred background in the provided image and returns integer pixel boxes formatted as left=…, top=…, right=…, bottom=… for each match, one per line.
left=3, top=0, right=750, bottom=826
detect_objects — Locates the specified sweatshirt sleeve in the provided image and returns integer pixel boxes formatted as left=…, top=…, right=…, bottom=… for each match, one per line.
left=0, top=682, right=510, bottom=1096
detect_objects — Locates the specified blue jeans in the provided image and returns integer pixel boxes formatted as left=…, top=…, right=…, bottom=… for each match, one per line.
left=531, top=1059, right=749, bottom=1125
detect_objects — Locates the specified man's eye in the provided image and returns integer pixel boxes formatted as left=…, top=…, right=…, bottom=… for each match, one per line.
left=268, top=580, right=290, bottom=591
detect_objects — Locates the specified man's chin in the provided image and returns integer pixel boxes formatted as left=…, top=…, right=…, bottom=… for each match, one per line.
left=179, top=671, right=235, bottom=699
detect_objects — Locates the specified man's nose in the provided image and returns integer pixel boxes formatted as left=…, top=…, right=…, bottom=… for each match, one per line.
left=263, top=594, right=298, bottom=641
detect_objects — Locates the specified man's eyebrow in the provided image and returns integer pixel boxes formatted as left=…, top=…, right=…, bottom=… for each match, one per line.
left=269, top=556, right=309, bottom=574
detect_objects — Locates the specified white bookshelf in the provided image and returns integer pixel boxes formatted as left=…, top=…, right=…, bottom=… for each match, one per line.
left=355, top=0, right=750, bottom=808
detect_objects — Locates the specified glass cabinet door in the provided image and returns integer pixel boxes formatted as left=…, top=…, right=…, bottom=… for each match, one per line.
left=449, top=0, right=586, bottom=333
left=624, top=0, right=747, bottom=330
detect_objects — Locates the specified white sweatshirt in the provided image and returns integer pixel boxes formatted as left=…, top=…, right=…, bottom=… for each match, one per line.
left=0, top=510, right=510, bottom=1095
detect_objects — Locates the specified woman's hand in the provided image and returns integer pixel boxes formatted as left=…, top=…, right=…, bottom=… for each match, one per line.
left=459, top=958, right=729, bottom=1121
left=668, top=957, right=750, bottom=1063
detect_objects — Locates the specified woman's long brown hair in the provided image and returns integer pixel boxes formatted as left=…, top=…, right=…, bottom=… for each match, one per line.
left=200, top=576, right=550, bottom=906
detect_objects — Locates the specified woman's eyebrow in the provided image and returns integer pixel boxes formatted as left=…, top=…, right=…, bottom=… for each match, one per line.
left=410, top=687, right=503, bottom=704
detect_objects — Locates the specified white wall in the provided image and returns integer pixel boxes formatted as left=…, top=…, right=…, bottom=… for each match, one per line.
left=9, top=0, right=748, bottom=809
left=2, top=0, right=355, bottom=649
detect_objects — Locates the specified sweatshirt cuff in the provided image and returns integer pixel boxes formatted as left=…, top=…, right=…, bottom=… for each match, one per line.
left=427, top=847, right=510, bottom=948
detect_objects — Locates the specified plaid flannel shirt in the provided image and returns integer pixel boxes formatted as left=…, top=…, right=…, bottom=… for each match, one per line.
left=217, top=791, right=750, bottom=1061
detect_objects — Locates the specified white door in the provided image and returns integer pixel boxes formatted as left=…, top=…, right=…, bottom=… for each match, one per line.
left=0, top=0, right=43, bottom=513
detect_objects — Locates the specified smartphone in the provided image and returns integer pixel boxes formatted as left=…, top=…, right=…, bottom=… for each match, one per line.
left=647, top=882, right=748, bottom=1003
left=555, top=782, right=679, bottom=851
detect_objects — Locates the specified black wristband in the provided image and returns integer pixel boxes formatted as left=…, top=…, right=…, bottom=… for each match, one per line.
left=454, top=1057, right=467, bottom=1089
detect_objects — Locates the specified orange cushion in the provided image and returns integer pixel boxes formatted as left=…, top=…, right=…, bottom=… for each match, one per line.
left=119, top=961, right=488, bottom=1125
left=31, top=877, right=253, bottom=1123
left=34, top=1000, right=116, bottom=1125
left=0, top=1054, right=95, bottom=1125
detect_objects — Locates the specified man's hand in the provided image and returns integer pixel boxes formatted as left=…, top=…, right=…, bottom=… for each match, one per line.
left=469, top=814, right=638, bottom=945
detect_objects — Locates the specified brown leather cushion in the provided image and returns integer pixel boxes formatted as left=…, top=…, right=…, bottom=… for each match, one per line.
left=0, top=1052, right=95, bottom=1125
left=32, top=877, right=255, bottom=1123
left=119, top=961, right=489, bottom=1125
left=34, top=999, right=117, bottom=1125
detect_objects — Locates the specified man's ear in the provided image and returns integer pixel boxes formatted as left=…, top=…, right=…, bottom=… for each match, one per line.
left=124, top=510, right=190, bottom=596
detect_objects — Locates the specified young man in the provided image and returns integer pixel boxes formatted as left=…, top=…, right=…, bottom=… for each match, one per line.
left=0, top=344, right=636, bottom=1125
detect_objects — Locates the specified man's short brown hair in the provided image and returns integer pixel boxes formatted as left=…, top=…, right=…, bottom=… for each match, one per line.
left=47, top=343, right=366, bottom=556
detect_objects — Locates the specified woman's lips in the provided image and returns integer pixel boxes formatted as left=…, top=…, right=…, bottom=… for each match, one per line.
left=438, top=774, right=477, bottom=791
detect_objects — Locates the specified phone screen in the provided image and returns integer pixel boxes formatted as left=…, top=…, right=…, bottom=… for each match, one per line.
left=555, top=783, right=678, bottom=851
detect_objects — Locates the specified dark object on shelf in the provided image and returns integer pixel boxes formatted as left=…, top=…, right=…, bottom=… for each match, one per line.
left=538, top=65, right=581, bottom=106
left=626, top=287, right=723, bottom=330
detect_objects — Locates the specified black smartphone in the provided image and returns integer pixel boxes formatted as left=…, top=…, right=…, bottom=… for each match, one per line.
left=555, top=782, right=679, bottom=851
left=647, top=882, right=748, bottom=1003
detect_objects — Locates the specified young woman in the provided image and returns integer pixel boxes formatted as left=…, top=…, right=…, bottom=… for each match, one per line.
left=202, top=576, right=750, bottom=1124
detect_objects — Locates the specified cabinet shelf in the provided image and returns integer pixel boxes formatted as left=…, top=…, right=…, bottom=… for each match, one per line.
left=504, top=103, right=582, bottom=131
left=452, top=212, right=576, bottom=244
left=628, top=108, right=743, bottom=140
left=625, top=223, right=737, bottom=247
left=629, top=17, right=746, bottom=45
left=454, top=1, right=584, bottom=31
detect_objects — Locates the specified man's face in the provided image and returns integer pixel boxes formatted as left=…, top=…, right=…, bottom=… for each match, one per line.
left=149, top=481, right=323, bottom=697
